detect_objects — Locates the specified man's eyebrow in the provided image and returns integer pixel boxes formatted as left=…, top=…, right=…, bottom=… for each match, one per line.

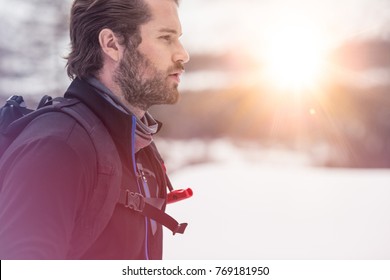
left=158, top=28, right=181, bottom=35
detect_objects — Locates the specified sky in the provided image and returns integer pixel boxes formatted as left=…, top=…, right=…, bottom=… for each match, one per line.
left=2, top=0, right=390, bottom=54
left=177, top=0, right=390, bottom=91
left=179, top=0, right=390, bottom=54
left=1, top=0, right=390, bottom=94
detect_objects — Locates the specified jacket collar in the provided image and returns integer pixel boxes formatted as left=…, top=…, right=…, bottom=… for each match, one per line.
left=64, top=78, right=133, bottom=156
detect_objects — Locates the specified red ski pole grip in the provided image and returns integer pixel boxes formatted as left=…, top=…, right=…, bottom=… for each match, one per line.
left=167, top=188, right=193, bottom=204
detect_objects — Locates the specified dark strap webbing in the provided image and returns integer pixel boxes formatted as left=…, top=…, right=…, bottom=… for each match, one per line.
left=118, top=190, right=188, bottom=235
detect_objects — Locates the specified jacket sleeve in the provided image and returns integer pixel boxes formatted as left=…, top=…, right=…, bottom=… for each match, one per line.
left=0, top=134, right=91, bottom=259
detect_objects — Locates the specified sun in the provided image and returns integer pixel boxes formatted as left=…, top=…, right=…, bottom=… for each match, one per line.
left=260, top=21, right=330, bottom=92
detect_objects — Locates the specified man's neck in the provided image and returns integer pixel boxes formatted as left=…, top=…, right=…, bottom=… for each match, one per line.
left=95, top=74, right=146, bottom=119
left=120, top=98, right=145, bottom=119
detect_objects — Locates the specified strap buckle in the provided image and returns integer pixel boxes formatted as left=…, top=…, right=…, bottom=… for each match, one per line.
left=124, top=191, right=145, bottom=212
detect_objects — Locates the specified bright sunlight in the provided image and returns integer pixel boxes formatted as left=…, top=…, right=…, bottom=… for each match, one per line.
left=261, top=20, right=330, bottom=92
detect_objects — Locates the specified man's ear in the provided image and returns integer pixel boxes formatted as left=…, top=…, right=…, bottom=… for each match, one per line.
left=98, top=28, right=122, bottom=62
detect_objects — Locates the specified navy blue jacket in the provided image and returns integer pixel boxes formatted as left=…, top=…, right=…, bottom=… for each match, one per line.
left=0, top=78, right=166, bottom=259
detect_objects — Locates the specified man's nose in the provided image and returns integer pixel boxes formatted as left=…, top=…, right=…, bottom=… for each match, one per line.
left=173, top=41, right=190, bottom=64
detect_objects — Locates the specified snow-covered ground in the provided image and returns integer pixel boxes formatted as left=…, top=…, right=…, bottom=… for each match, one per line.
left=159, top=139, right=390, bottom=259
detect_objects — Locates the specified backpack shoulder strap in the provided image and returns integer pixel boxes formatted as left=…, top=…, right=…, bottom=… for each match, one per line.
left=64, top=100, right=189, bottom=242
left=57, top=99, right=123, bottom=258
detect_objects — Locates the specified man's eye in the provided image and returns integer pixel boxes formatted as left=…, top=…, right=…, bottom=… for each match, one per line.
left=160, top=35, right=172, bottom=42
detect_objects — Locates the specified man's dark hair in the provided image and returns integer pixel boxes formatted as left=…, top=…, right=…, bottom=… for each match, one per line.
left=66, top=0, right=152, bottom=79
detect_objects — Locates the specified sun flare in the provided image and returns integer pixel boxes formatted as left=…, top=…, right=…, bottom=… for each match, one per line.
left=261, top=22, right=330, bottom=92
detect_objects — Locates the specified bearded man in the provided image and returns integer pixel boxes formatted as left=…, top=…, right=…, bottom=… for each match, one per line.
left=0, top=0, right=190, bottom=260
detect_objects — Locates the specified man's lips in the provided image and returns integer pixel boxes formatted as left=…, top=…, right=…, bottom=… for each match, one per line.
left=168, top=70, right=184, bottom=83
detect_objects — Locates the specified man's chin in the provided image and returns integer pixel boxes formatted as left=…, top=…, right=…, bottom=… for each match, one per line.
left=163, top=90, right=180, bottom=105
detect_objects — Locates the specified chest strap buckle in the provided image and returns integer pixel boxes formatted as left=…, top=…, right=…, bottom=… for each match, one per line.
left=124, top=191, right=145, bottom=212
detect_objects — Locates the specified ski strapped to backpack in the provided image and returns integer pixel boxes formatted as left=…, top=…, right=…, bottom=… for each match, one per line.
left=0, top=95, right=192, bottom=237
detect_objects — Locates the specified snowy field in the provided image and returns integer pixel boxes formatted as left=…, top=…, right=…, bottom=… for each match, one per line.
left=159, top=139, right=390, bottom=259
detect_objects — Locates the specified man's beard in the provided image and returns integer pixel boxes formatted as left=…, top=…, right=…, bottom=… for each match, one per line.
left=114, top=45, right=183, bottom=111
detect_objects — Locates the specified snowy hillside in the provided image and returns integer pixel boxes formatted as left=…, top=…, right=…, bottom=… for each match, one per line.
left=161, top=140, right=390, bottom=259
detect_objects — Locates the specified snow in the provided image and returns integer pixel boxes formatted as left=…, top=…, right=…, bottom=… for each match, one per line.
left=161, top=139, right=390, bottom=259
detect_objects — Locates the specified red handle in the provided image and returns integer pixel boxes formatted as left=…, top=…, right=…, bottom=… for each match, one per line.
left=167, top=188, right=193, bottom=204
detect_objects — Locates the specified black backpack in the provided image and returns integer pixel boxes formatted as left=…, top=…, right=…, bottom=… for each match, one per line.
left=0, top=94, right=191, bottom=252
left=0, top=95, right=55, bottom=157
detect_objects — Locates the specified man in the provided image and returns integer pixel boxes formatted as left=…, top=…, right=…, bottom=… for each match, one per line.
left=0, top=0, right=190, bottom=260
